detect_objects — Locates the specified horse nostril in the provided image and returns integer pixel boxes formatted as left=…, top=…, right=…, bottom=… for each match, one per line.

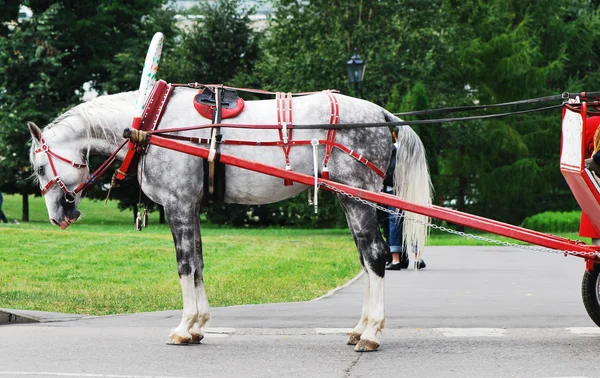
left=72, top=209, right=81, bottom=220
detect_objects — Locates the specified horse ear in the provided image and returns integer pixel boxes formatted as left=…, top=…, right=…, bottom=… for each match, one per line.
left=27, top=122, right=43, bottom=144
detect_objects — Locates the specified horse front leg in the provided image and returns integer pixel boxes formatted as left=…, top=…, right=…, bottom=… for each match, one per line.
left=165, top=204, right=210, bottom=345
left=339, top=198, right=388, bottom=352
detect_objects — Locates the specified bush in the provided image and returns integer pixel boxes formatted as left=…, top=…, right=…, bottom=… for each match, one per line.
left=521, top=211, right=582, bottom=233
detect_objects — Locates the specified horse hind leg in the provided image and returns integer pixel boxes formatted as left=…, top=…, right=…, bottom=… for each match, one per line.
left=339, top=197, right=388, bottom=352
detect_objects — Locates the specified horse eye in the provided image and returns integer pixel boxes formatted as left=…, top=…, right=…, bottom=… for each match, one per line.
left=37, top=166, right=45, bottom=176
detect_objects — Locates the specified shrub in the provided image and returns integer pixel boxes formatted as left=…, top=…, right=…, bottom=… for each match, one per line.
left=521, top=211, right=582, bottom=233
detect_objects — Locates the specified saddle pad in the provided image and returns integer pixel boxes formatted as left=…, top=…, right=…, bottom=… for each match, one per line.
left=193, top=88, right=245, bottom=120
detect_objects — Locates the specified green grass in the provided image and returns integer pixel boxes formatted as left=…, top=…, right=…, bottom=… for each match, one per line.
left=0, top=195, right=360, bottom=315
left=0, top=195, right=589, bottom=315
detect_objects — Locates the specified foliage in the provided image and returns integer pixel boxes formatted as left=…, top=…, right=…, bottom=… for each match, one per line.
left=0, top=0, right=166, bottom=221
left=203, top=190, right=347, bottom=228
left=521, top=210, right=582, bottom=233
left=100, top=0, right=261, bottom=219
left=425, top=0, right=598, bottom=224
left=4, top=0, right=600, bottom=228
left=161, top=0, right=260, bottom=84
left=254, top=0, right=418, bottom=103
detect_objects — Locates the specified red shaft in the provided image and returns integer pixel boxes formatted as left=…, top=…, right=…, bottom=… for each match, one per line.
left=147, top=134, right=599, bottom=257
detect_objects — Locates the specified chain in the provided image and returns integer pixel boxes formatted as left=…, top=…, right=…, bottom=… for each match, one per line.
left=319, top=182, right=600, bottom=259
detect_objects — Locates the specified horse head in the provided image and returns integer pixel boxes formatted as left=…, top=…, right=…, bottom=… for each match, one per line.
left=28, top=122, right=89, bottom=229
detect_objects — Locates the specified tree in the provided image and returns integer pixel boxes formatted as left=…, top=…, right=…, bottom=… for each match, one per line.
left=161, top=0, right=259, bottom=85
left=251, top=0, right=600, bottom=228
left=0, top=0, right=166, bottom=221
left=433, top=0, right=599, bottom=224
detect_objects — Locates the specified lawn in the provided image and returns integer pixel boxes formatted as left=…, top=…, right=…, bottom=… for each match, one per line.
left=0, top=194, right=587, bottom=315
left=0, top=195, right=362, bottom=315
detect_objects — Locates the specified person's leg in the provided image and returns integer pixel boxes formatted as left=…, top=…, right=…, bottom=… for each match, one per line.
left=386, top=209, right=403, bottom=270
left=0, top=209, right=7, bottom=223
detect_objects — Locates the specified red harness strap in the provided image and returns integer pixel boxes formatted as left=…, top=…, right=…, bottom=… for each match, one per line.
left=116, top=80, right=173, bottom=180
left=321, top=91, right=340, bottom=180
left=158, top=135, right=385, bottom=178
left=330, top=141, right=385, bottom=177
left=277, top=92, right=294, bottom=186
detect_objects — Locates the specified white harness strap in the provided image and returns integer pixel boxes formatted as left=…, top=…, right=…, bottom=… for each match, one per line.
left=311, top=139, right=320, bottom=214
left=277, top=92, right=294, bottom=186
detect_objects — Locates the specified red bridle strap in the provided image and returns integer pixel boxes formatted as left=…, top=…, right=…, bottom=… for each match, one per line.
left=34, top=139, right=88, bottom=196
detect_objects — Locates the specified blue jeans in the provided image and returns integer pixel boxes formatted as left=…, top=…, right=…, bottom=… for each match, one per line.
left=388, top=208, right=404, bottom=253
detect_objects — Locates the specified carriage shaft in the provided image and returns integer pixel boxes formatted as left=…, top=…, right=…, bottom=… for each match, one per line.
left=142, top=132, right=600, bottom=259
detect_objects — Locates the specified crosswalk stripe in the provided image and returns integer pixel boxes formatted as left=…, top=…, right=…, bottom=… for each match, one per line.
left=566, top=327, right=600, bottom=335
left=434, top=328, right=507, bottom=337
left=315, top=328, right=353, bottom=334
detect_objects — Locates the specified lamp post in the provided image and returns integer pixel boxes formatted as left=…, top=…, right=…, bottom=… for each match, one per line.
left=346, top=48, right=366, bottom=98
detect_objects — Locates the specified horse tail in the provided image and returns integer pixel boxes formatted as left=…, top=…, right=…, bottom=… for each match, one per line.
left=383, top=111, right=433, bottom=264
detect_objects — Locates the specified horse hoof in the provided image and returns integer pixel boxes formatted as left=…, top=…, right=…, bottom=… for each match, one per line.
left=190, top=333, right=204, bottom=344
left=346, top=332, right=361, bottom=345
left=166, top=334, right=191, bottom=345
left=354, top=339, right=380, bottom=352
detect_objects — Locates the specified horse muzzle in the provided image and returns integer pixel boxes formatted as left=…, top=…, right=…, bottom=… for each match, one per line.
left=50, top=208, right=80, bottom=229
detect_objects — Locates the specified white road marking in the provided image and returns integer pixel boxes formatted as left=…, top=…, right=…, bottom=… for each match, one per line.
left=435, top=328, right=507, bottom=337
left=0, top=373, right=194, bottom=378
left=566, top=327, right=600, bottom=335
left=204, top=327, right=236, bottom=334
left=315, top=328, right=353, bottom=334
left=203, top=333, right=230, bottom=338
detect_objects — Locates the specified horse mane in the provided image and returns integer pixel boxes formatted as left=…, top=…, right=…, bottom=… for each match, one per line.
left=48, top=91, right=137, bottom=140
left=31, top=91, right=137, bottom=170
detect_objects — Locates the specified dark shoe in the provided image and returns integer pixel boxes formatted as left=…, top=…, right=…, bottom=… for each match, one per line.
left=399, top=251, right=409, bottom=269
left=416, top=259, right=426, bottom=270
left=385, top=262, right=403, bottom=271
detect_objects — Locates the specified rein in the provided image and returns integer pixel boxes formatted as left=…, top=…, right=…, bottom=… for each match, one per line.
left=392, top=91, right=600, bottom=118
left=144, top=103, right=563, bottom=134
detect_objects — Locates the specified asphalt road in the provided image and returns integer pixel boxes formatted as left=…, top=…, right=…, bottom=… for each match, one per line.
left=1, top=246, right=600, bottom=378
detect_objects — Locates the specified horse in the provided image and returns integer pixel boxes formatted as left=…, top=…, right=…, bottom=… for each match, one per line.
left=27, top=86, right=432, bottom=352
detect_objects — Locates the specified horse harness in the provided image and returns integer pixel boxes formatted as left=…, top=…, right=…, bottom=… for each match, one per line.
left=35, top=80, right=386, bottom=209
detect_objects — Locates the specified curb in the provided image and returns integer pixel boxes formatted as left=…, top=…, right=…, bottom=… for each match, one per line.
left=0, top=308, right=90, bottom=325
left=0, top=309, right=39, bottom=325
left=312, top=269, right=364, bottom=301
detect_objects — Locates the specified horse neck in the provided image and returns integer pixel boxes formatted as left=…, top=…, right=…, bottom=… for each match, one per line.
left=48, top=92, right=136, bottom=159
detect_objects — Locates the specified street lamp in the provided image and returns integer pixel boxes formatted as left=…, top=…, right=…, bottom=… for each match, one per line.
left=346, top=48, right=366, bottom=98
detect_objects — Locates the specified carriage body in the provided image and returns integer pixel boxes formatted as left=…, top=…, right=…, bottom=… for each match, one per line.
left=560, top=101, right=600, bottom=236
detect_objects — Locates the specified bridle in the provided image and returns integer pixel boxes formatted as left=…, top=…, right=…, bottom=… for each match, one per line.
left=34, top=138, right=88, bottom=203
left=34, top=137, right=128, bottom=203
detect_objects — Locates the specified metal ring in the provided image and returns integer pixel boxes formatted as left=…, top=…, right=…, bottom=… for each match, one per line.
left=64, top=192, right=75, bottom=204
